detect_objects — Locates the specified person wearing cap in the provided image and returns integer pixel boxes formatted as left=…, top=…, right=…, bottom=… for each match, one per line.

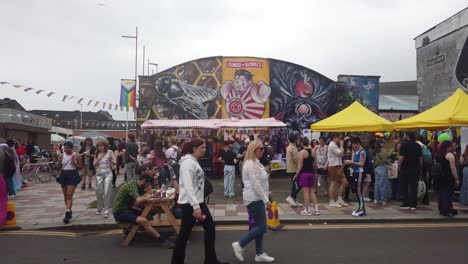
left=373, top=139, right=390, bottom=205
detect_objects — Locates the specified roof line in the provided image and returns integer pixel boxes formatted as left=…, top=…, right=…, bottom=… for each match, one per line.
left=414, top=7, right=468, bottom=39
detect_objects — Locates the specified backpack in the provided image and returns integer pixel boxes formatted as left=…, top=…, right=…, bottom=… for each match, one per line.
left=422, top=146, right=433, bottom=166
left=3, top=148, right=16, bottom=179
left=260, top=144, right=275, bottom=166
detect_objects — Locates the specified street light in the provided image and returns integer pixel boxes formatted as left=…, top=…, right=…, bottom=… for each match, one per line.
left=149, top=63, right=158, bottom=75
left=121, top=26, right=138, bottom=140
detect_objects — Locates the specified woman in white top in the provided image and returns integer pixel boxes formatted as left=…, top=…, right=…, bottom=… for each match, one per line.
left=56, top=141, right=82, bottom=224
left=232, top=139, right=275, bottom=263
left=93, top=140, right=116, bottom=218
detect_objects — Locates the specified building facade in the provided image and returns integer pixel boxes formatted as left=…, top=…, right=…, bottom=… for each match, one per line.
left=415, top=7, right=468, bottom=111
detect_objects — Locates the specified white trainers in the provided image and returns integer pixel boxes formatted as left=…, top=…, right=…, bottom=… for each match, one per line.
left=352, top=210, right=366, bottom=217
left=95, top=210, right=101, bottom=215
left=336, top=198, right=349, bottom=207
left=255, top=253, right=275, bottom=262
left=300, top=208, right=312, bottom=216
left=373, top=199, right=379, bottom=204
left=103, top=210, right=110, bottom=218
left=285, top=196, right=297, bottom=207
left=232, top=242, right=244, bottom=261
left=364, top=197, right=371, bottom=202
left=314, top=209, right=320, bottom=215
left=329, top=202, right=342, bottom=208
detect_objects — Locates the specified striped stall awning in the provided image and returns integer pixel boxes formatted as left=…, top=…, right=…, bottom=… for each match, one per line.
left=141, top=118, right=287, bottom=129
left=141, top=119, right=223, bottom=129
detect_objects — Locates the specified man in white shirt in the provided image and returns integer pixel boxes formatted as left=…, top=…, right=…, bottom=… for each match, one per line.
left=327, top=133, right=349, bottom=207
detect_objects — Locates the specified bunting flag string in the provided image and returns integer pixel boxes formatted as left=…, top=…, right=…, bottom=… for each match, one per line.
left=1, top=80, right=135, bottom=113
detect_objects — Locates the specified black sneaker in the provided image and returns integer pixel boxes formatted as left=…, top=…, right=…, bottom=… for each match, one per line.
left=81, top=184, right=86, bottom=190
left=399, top=205, right=410, bottom=209
left=63, top=211, right=71, bottom=224
left=88, top=184, right=93, bottom=190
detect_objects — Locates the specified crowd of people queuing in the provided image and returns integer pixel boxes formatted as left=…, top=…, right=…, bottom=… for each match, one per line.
left=1, top=129, right=467, bottom=262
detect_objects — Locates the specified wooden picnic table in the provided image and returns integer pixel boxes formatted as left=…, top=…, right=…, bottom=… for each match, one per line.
left=121, top=194, right=180, bottom=247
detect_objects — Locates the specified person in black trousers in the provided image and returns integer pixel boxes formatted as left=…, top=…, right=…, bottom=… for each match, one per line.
left=398, top=132, right=422, bottom=210
left=171, top=138, right=228, bottom=264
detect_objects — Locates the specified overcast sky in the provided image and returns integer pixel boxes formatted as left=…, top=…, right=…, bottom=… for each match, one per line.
left=1, top=0, right=467, bottom=120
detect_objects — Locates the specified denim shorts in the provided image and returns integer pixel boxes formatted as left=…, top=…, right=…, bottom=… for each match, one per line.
left=113, top=211, right=139, bottom=224
left=56, top=170, right=81, bottom=187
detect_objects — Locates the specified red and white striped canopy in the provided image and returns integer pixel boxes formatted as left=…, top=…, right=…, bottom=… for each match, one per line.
left=141, top=118, right=287, bottom=129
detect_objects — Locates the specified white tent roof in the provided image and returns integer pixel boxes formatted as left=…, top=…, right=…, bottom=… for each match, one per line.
left=141, top=118, right=287, bottom=129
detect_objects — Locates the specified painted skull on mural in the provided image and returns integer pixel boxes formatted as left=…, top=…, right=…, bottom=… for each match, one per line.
left=153, top=76, right=217, bottom=119
left=270, top=62, right=333, bottom=133
left=221, top=69, right=271, bottom=119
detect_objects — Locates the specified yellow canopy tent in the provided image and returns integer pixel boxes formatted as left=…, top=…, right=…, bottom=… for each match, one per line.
left=310, top=101, right=394, bottom=132
left=393, top=88, right=468, bottom=130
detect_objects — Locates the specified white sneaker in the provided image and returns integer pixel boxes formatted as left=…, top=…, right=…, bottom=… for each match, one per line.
left=300, top=208, right=312, bottom=216
left=295, top=202, right=303, bottom=207
left=314, top=209, right=320, bottom=215
left=232, top=242, right=244, bottom=262
left=382, top=202, right=387, bottom=206
left=103, top=210, right=110, bottom=218
left=352, top=210, right=366, bottom=217
left=336, top=198, right=349, bottom=207
left=364, top=197, right=371, bottom=202
left=255, top=253, right=275, bottom=262
left=329, top=202, right=342, bottom=208
left=95, top=210, right=101, bottom=215
left=373, top=199, right=378, bottom=204
left=285, top=196, right=296, bottom=207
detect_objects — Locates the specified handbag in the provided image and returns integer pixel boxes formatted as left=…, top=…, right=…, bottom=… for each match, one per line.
left=417, top=176, right=426, bottom=199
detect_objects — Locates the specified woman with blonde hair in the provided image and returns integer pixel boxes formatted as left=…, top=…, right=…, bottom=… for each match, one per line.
left=93, top=139, right=117, bottom=218
left=232, top=139, right=275, bottom=263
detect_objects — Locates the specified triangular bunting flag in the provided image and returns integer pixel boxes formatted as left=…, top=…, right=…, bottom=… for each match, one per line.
left=47, top=92, right=55, bottom=97
left=36, top=90, right=44, bottom=94
left=62, top=95, right=69, bottom=101
left=13, top=84, right=22, bottom=88
left=24, top=88, right=34, bottom=92
left=87, top=100, right=93, bottom=106
left=77, top=98, right=84, bottom=104
left=94, top=101, right=100, bottom=107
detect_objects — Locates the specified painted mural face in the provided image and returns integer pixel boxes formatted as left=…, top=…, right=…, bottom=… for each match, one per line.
left=221, top=68, right=271, bottom=119
left=269, top=60, right=334, bottom=133
left=153, top=76, right=217, bottom=119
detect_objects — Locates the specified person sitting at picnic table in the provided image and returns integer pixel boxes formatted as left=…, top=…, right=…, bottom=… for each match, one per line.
left=113, top=173, right=174, bottom=248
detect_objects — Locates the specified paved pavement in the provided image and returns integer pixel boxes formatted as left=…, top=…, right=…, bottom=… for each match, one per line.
left=5, top=172, right=468, bottom=230
left=2, top=223, right=468, bottom=263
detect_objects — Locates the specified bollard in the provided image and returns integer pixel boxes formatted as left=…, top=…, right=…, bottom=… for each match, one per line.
left=1, top=201, right=20, bottom=230
left=266, top=201, right=284, bottom=231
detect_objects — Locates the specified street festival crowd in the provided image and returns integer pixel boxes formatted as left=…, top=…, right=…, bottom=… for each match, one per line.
left=1, top=129, right=468, bottom=263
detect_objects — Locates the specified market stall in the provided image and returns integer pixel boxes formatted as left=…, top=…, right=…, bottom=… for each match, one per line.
left=310, top=101, right=394, bottom=132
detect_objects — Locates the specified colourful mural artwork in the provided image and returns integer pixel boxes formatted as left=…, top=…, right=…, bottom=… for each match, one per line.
left=456, top=35, right=468, bottom=89
left=269, top=59, right=335, bottom=132
left=337, top=75, right=380, bottom=112
left=137, top=57, right=222, bottom=121
left=137, top=57, right=373, bottom=133
left=221, top=57, right=271, bottom=119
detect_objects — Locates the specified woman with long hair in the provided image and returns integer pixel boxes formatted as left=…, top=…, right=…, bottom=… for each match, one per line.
left=172, top=138, right=227, bottom=264
left=373, top=139, right=390, bottom=205
left=232, top=139, right=275, bottom=262
left=93, top=140, right=116, bottom=218
left=56, top=141, right=82, bottom=224
left=295, top=137, right=319, bottom=216
left=434, top=140, right=460, bottom=216
left=79, top=137, right=96, bottom=190
left=460, top=144, right=468, bottom=205
left=147, top=140, right=167, bottom=187
left=106, top=137, right=119, bottom=188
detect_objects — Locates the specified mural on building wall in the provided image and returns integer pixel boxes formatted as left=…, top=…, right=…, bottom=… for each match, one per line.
left=138, top=57, right=222, bottom=120
left=456, top=35, right=468, bottom=89
left=337, top=75, right=380, bottom=112
left=269, top=60, right=335, bottom=132
left=221, top=57, right=271, bottom=119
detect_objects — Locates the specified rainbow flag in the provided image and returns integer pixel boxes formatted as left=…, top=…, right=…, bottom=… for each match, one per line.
left=120, top=79, right=136, bottom=108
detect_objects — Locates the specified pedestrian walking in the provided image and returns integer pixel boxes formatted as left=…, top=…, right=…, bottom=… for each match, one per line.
left=459, top=144, right=468, bottom=205
left=172, top=138, right=228, bottom=264
left=345, top=137, right=367, bottom=216
left=219, top=143, right=237, bottom=197
left=79, top=137, right=96, bottom=191
left=285, top=133, right=301, bottom=207
left=232, top=139, right=275, bottom=263
left=373, top=139, right=390, bottom=205
left=398, top=132, right=422, bottom=210
left=93, top=140, right=116, bottom=218
left=56, top=141, right=82, bottom=224
left=327, top=133, right=349, bottom=208
left=296, top=137, right=319, bottom=215
left=434, top=140, right=460, bottom=216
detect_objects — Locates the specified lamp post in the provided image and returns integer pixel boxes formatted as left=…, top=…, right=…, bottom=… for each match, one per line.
left=149, top=63, right=158, bottom=75
left=121, top=26, right=138, bottom=140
